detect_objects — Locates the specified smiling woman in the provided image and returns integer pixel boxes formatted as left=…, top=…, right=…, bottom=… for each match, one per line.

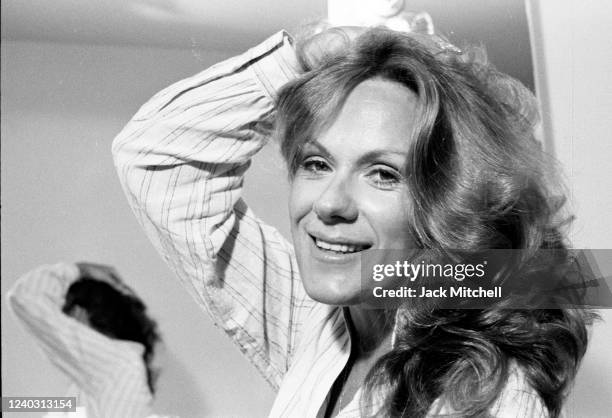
left=289, top=78, right=417, bottom=306
left=112, top=25, right=593, bottom=417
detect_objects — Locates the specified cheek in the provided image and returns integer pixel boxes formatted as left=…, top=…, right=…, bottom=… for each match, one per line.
left=361, top=191, right=414, bottom=246
left=288, top=178, right=317, bottom=225
left=288, top=182, right=302, bottom=227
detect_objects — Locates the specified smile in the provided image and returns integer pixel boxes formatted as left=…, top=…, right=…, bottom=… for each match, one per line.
left=311, top=236, right=371, bottom=254
left=315, top=238, right=364, bottom=253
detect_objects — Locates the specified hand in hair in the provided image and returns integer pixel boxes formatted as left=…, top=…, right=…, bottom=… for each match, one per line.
left=297, top=26, right=366, bottom=71
left=76, top=262, right=135, bottom=296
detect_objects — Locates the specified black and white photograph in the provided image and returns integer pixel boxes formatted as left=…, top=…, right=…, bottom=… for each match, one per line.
left=2, top=1, right=612, bottom=417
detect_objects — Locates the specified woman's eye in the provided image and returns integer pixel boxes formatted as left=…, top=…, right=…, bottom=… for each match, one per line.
left=369, top=167, right=401, bottom=187
left=300, top=157, right=331, bottom=174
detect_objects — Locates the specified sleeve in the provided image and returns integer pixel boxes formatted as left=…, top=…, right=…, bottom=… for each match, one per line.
left=6, top=263, right=145, bottom=396
left=111, top=31, right=315, bottom=390
left=488, top=366, right=549, bottom=418
left=426, top=365, right=549, bottom=417
left=489, top=391, right=548, bottom=418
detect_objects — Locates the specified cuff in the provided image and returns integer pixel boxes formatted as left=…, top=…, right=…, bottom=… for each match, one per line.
left=249, top=30, right=301, bottom=99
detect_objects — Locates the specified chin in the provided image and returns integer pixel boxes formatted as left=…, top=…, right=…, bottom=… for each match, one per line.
left=301, top=273, right=363, bottom=306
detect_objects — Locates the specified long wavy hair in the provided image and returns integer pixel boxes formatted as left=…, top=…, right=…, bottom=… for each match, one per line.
left=63, top=278, right=161, bottom=394
left=275, top=28, right=594, bottom=417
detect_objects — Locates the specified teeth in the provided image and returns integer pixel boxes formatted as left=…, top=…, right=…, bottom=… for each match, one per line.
left=315, top=238, right=362, bottom=253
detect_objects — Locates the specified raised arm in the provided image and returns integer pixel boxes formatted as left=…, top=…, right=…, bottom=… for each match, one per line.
left=8, top=263, right=154, bottom=417
left=112, top=31, right=314, bottom=389
left=7, top=264, right=142, bottom=392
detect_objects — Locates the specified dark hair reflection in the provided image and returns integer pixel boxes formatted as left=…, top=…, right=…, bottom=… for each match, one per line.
left=63, top=278, right=161, bottom=394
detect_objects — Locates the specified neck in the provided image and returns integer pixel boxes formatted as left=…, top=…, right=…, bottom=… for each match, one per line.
left=345, top=306, right=393, bottom=358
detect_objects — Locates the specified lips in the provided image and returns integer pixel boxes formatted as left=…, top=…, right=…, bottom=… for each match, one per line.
left=309, top=234, right=372, bottom=255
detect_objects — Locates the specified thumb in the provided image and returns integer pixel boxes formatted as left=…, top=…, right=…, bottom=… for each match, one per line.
left=298, top=27, right=358, bottom=71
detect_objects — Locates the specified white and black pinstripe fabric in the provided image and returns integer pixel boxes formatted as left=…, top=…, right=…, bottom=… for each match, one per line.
left=7, top=263, right=154, bottom=418
left=112, top=31, right=548, bottom=417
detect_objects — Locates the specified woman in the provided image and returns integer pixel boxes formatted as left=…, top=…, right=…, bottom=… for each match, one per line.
left=8, top=262, right=160, bottom=418
left=113, top=27, right=592, bottom=417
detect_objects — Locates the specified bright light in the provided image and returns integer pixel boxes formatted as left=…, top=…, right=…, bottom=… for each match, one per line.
left=328, top=0, right=433, bottom=34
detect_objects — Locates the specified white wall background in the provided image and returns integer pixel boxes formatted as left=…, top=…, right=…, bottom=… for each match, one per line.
left=0, top=40, right=289, bottom=417
left=527, top=1, right=612, bottom=416
left=2, top=1, right=611, bottom=417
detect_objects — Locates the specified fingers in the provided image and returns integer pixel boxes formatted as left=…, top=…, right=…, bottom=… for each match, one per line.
left=299, top=26, right=365, bottom=71
left=76, top=262, right=122, bottom=285
left=74, top=262, right=138, bottom=297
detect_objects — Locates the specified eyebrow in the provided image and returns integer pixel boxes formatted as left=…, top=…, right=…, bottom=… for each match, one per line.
left=303, top=141, right=409, bottom=166
left=301, top=141, right=334, bottom=161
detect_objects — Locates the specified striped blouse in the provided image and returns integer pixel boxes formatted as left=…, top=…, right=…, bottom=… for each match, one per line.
left=112, top=31, right=548, bottom=417
left=7, top=263, right=154, bottom=418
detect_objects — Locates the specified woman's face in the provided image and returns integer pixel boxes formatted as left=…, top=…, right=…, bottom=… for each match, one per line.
left=289, top=78, right=419, bottom=305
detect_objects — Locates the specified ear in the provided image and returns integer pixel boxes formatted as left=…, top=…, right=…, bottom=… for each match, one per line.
left=68, top=306, right=91, bottom=326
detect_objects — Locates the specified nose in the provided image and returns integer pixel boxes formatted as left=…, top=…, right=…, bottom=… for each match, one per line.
left=313, top=174, right=358, bottom=224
